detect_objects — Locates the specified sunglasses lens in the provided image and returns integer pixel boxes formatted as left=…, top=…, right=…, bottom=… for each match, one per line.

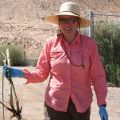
left=59, top=18, right=78, bottom=24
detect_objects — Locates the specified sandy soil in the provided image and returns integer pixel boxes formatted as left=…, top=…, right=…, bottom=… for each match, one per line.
left=0, top=66, right=120, bottom=120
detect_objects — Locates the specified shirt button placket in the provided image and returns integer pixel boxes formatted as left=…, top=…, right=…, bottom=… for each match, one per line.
left=69, top=46, right=72, bottom=98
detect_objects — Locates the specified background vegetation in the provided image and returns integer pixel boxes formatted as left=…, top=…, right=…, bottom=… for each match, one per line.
left=94, top=21, right=120, bottom=87
left=0, top=45, right=26, bottom=66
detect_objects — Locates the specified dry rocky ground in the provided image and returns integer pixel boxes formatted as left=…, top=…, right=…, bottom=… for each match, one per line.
left=0, top=66, right=120, bottom=120
left=0, top=0, right=120, bottom=59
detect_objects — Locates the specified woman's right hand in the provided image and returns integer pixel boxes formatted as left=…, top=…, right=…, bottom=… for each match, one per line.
left=3, top=65, right=24, bottom=78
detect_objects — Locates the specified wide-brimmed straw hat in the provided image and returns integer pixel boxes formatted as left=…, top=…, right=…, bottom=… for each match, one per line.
left=46, top=2, right=91, bottom=28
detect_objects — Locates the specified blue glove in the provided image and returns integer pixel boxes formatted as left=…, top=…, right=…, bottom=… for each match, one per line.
left=3, top=65, right=24, bottom=78
left=99, top=106, right=108, bottom=120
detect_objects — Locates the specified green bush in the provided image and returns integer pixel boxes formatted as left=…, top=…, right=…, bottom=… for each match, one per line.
left=0, top=44, right=26, bottom=66
left=94, top=21, right=120, bottom=87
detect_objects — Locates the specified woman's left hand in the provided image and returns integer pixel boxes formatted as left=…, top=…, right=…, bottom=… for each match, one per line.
left=99, top=106, right=108, bottom=120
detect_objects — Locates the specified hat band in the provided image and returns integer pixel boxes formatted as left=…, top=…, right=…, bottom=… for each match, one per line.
left=60, top=11, right=80, bottom=16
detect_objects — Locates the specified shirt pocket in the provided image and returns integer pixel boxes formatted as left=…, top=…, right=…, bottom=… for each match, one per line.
left=50, top=51, right=65, bottom=68
left=72, top=50, right=90, bottom=69
left=72, top=51, right=83, bottom=64
left=50, top=51, right=63, bottom=61
left=83, top=53, right=90, bottom=69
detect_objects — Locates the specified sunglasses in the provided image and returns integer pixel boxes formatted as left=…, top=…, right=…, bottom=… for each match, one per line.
left=59, top=18, right=78, bottom=24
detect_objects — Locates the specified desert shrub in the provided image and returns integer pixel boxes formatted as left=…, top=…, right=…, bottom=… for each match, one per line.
left=94, top=21, right=120, bottom=86
left=0, top=44, right=27, bottom=66
left=26, top=58, right=37, bottom=66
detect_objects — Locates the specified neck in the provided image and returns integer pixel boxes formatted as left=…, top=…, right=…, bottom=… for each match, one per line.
left=63, top=31, right=78, bottom=44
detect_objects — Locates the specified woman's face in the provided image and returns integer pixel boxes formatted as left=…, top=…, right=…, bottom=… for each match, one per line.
left=59, top=15, right=79, bottom=37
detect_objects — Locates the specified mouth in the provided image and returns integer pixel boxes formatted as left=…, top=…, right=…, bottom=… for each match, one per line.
left=64, top=28, right=72, bottom=32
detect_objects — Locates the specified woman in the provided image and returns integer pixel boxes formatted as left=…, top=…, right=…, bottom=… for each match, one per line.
left=3, top=2, right=108, bottom=120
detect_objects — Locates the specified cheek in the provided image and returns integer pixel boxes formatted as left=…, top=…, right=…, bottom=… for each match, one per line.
left=59, top=24, right=64, bottom=30
left=75, top=22, right=79, bottom=28
left=72, top=24, right=78, bottom=30
left=59, top=22, right=79, bottom=30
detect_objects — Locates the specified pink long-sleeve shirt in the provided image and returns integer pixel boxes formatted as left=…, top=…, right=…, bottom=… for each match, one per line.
left=23, top=32, right=107, bottom=112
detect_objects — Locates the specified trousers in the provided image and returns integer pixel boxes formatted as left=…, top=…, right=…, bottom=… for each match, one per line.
left=43, top=99, right=90, bottom=120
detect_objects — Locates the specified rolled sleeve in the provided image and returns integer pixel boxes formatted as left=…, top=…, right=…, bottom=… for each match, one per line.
left=23, top=41, right=51, bottom=83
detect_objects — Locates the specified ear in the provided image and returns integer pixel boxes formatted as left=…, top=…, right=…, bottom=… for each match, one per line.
left=77, top=21, right=80, bottom=28
left=77, top=18, right=80, bottom=28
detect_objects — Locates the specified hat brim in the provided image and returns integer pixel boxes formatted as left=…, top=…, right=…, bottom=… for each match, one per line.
left=45, top=12, right=91, bottom=28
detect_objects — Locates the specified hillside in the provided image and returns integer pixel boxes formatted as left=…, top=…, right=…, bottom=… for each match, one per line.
left=0, top=0, right=120, bottom=59
left=0, top=0, right=120, bottom=20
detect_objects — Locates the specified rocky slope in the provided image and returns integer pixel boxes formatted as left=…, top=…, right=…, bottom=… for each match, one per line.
left=0, top=0, right=120, bottom=59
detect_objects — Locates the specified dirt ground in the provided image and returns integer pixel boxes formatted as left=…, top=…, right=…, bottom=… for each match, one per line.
left=0, top=66, right=120, bottom=120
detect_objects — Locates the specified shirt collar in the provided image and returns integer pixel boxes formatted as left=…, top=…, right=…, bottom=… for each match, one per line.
left=73, top=32, right=81, bottom=44
left=57, top=32, right=81, bottom=45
